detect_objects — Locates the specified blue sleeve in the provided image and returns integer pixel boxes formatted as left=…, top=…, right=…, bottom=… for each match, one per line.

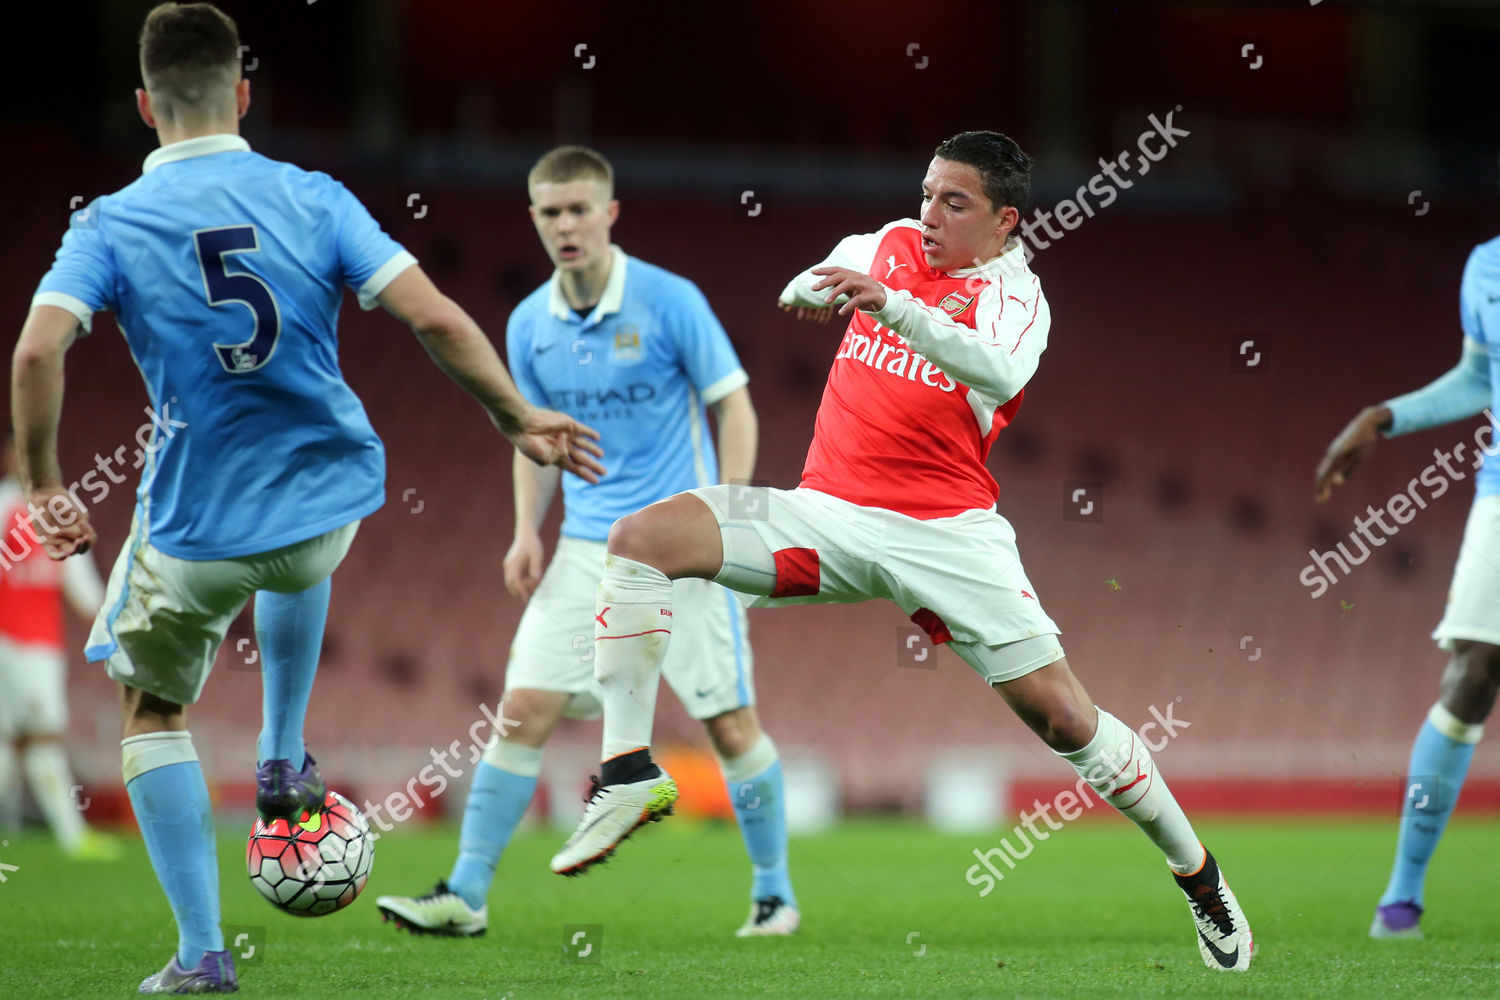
left=327, top=179, right=415, bottom=309
left=663, top=278, right=747, bottom=404
left=1383, top=341, right=1491, bottom=437
left=32, top=208, right=119, bottom=331
left=505, top=308, right=548, bottom=408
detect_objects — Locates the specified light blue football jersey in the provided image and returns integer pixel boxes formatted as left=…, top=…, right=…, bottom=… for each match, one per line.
left=507, top=247, right=748, bottom=541
left=1460, top=236, right=1500, bottom=498
left=32, top=134, right=415, bottom=559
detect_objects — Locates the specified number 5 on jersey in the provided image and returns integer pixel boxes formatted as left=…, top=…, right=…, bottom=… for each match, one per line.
left=194, top=225, right=282, bottom=373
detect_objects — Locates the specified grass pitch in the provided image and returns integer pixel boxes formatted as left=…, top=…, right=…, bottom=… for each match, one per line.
left=4, top=815, right=1498, bottom=998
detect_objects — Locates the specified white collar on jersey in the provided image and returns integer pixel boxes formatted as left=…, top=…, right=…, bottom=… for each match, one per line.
left=946, top=235, right=1028, bottom=281
left=547, top=245, right=628, bottom=322
left=143, top=134, right=251, bottom=174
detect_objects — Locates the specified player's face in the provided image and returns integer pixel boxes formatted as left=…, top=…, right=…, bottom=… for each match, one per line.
left=529, top=180, right=619, bottom=272
left=918, top=158, right=1015, bottom=271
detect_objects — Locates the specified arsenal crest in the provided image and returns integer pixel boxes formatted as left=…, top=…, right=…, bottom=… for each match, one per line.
left=938, top=291, right=974, bottom=318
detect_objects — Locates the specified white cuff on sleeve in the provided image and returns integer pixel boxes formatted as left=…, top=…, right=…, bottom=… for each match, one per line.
left=30, top=291, right=95, bottom=334
left=356, top=250, right=418, bottom=310
left=700, top=368, right=749, bottom=405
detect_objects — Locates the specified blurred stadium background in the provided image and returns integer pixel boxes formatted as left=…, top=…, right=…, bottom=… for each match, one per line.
left=5, top=0, right=1500, bottom=837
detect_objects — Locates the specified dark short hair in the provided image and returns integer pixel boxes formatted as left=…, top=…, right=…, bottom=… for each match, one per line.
left=528, top=146, right=615, bottom=198
left=933, top=131, right=1034, bottom=215
left=138, top=3, right=241, bottom=110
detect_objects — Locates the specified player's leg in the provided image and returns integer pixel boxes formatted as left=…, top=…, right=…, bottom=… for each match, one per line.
left=383, top=536, right=604, bottom=926
left=667, top=574, right=798, bottom=934
left=14, top=645, right=116, bottom=856
left=1374, top=640, right=1497, bottom=938
left=1375, top=494, right=1500, bottom=938
left=250, top=521, right=360, bottom=823
left=702, top=705, right=800, bottom=935
left=446, top=690, right=567, bottom=910
left=90, top=522, right=290, bottom=992
left=252, top=579, right=331, bottom=821
left=550, top=493, right=735, bottom=874
left=378, top=688, right=568, bottom=936
left=120, top=684, right=235, bottom=990
left=960, top=641, right=1251, bottom=971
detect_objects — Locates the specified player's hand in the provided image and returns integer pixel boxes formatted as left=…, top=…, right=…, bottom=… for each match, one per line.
left=811, top=266, right=888, bottom=317
left=510, top=407, right=606, bottom=484
left=503, top=532, right=546, bottom=601
left=1314, top=405, right=1390, bottom=503
left=777, top=300, right=836, bottom=325
left=25, top=487, right=96, bottom=559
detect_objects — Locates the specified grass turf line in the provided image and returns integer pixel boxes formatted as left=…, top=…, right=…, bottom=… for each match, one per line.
left=2, top=817, right=1498, bottom=998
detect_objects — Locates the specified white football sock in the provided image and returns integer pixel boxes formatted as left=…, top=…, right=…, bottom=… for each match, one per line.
left=1058, top=708, right=1203, bottom=874
left=595, top=554, right=674, bottom=761
left=23, top=742, right=88, bottom=851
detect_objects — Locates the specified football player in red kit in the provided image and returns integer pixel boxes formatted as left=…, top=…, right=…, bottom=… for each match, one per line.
left=551, top=131, right=1254, bottom=973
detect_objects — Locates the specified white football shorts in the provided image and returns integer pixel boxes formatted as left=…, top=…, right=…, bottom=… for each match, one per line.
left=0, top=637, right=69, bottom=736
left=688, top=484, right=1064, bottom=686
left=87, top=518, right=359, bottom=705
left=505, top=535, right=754, bottom=721
left=1433, top=493, right=1500, bottom=649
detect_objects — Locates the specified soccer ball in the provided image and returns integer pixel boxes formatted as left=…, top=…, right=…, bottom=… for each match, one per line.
left=246, top=790, right=374, bottom=916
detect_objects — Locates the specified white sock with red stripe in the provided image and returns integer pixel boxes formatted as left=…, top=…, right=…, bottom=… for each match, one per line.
left=595, top=554, right=674, bottom=761
left=1058, top=708, right=1203, bottom=874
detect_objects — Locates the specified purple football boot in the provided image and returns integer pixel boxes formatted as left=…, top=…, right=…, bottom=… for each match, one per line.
left=1370, top=901, right=1424, bottom=940
left=255, top=753, right=327, bottom=822
left=138, top=950, right=237, bottom=994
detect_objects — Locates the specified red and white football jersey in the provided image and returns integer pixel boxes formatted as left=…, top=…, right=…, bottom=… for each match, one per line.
left=0, top=479, right=103, bottom=649
left=780, top=220, right=1049, bottom=519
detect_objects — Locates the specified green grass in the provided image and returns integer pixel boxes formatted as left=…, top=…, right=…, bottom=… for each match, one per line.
left=4, top=816, right=1499, bottom=998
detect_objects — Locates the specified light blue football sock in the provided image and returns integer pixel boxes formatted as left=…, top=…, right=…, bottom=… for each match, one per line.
left=1380, top=703, right=1482, bottom=908
left=447, top=745, right=542, bottom=910
left=722, top=735, right=796, bottom=906
left=255, top=579, right=331, bottom=766
left=122, top=733, right=223, bottom=969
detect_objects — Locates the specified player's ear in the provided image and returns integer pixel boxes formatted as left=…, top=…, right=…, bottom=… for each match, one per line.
left=235, top=78, right=251, bottom=120
left=606, top=199, right=620, bottom=227
left=136, top=88, right=157, bottom=130
left=994, top=204, right=1019, bottom=241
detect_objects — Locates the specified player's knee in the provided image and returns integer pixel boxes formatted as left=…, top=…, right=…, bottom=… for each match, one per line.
left=704, top=709, right=760, bottom=758
left=1454, top=641, right=1500, bottom=687
left=605, top=508, right=674, bottom=566
left=1036, top=701, right=1096, bottom=753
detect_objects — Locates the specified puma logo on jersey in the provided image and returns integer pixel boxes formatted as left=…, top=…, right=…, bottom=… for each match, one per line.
left=885, top=254, right=908, bottom=279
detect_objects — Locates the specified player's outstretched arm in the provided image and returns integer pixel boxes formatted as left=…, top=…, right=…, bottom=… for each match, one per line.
left=1314, top=339, right=1491, bottom=502
left=377, top=266, right=605, bottom=483
left=10, top=305, right=96, bottom=559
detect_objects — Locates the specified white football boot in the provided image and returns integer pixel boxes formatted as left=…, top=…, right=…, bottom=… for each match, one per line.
left=376, top=881, right=488, bottom=937
left=1173, top=849, right=1253, bottom=971
left=550, top=770, right=677, bottom=875
left=735, top=896, right=801, bottom=937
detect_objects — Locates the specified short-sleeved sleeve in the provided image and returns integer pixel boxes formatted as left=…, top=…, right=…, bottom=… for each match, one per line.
left=328, top=180, right=417, bottom=310
left=32, top=208, right=119, bottom=334
left=505, top=307, right=549, bottom=408
left=1460, top=245, right=1499, bottom=349
left=663, top=279, right=747, bottom=405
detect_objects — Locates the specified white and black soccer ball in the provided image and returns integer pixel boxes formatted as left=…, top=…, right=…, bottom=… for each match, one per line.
left=246, top=790, right=374, bottom=916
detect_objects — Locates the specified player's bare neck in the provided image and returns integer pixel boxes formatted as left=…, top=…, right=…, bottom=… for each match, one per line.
left=155, top=118, right=240, bottom=149
left=559, top=253, right=612, bottom=312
